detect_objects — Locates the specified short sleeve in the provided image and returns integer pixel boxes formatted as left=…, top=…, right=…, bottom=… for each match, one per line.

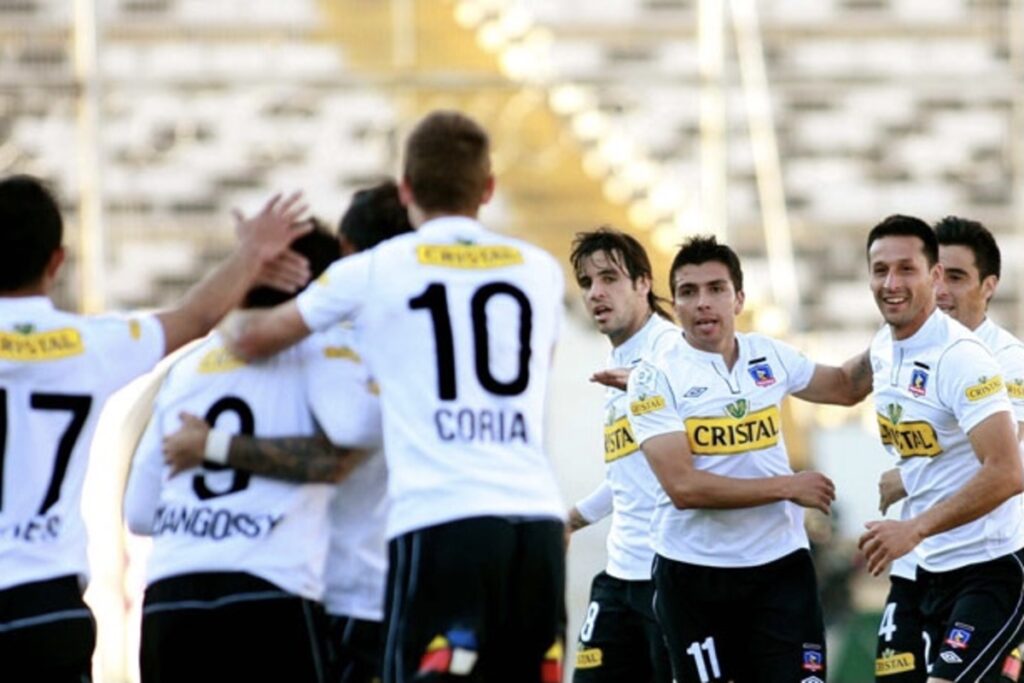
left=302, top=330, right=383, bottom=449
left=575, top=480, right=614, bottom=524
left=626, top=360, right=682, bottom=445
left=937, top=339, right=1013, bottom=434
left=994, top=343, right=1024, bottom=424
left=296, top=251, right=373, bottom=333
left=768, top=337, right=816, bottom=394
left=92, top=313, right=165, bottom=389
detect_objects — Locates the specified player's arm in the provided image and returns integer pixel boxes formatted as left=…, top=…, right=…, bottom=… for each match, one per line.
left=639, top=431, right=834, bottom=512
left=156, top=193, right=310, bottom=355
left=162, top=412, right=366, bottom=484
left=792, top=349, right=872, bottom=406
left=220, top=301, right=312, bottom=361
left=860, top=410, right=1023, bottom=575
left=569, top=480, right=614, bottom=533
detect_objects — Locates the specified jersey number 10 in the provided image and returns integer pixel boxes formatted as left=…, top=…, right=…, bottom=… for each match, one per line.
left=409, top=282, right=533, bottom=400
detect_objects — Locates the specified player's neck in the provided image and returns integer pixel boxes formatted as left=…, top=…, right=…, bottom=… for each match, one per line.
left=412, top=208, right=480, bottom=228
left=0, top=281, right=47, bottom=298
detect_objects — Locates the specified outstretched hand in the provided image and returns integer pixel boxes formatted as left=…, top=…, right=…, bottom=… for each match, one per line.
left=163, top=412, right=211, bottom=476
left=253, top=248, right=311, bottom=293
left=590, top=367, right=631, bottom=391
left=234, top=192, right=311, bottom=264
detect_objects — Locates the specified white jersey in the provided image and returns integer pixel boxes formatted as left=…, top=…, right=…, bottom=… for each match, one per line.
left=0, top=297, right=164, bottom=591
left=297, top=216, right=566, bottom=538
left=975, top=317, right=1024, bottom=424
left=627, top=332, right=815, bottom=568
left=583, top=314, right=679, bottom=580
left=871, top=310, right=1024, bottom=573
left=124, top=333, right=334, bottom=601
left=304, top=323, right=388, bottom=620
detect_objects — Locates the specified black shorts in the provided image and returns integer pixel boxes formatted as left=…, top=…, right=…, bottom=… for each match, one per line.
left=572, top=571, right=671, bottom=683
left=140, top=571, right=328, bottom=683
left=0, top=574, right=95, bottom=683
left=919, top=549, right=1024, bottom=682
left=652, top=549, right=826, bottom=683
left=875, top=575, right=927, bottom=682
left=382, top=516, right=566, bottom=683
left=327, top=614, right=383, bottom=683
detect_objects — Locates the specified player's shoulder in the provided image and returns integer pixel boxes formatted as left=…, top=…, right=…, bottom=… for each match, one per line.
left=980, top=318, right=1024, bottom=355
left=645, top=315, right=684, bottom=354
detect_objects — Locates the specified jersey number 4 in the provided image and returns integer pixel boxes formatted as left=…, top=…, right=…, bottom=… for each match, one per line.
left=409, top=282, right=532, bottom=400
left=0, top=389, right=93, bottom=514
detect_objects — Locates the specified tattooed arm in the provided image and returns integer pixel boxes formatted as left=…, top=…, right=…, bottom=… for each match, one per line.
left=794, top=348, right=873, bottom=406
left=163, top=411, right=367, bottom=483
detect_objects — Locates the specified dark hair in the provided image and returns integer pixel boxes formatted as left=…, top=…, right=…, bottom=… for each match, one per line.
left=339, top=180, right=414, bottom=251
left=402, top=110, right=491, bottom=214
left=243, top=218, right=339, bottom=309
left=669, top=235, right=744, bottom=295
left=866, top=214, right=937, bottom=266
left=934, top=215, right=1001, bottom=281
left=570, top=226, right=672, bottom=320
left=0, top=174, right=64, bottom=292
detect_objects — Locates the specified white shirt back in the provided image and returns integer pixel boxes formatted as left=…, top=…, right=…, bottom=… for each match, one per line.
left=628, top=333, right=815, bottom=568
left=124, top=333, right=333, bottom=601
left=871, top=310, right=1024, bottom=573
left=303, top=322, right=387, bottom=620
left=297, top=216, right=566, bottom=538
left=0, top=297, right=164, bottom=590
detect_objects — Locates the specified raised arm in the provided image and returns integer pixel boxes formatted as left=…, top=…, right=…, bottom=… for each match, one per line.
left=639, top=431, right=835, bottom=513
left=792, top=349, right=872, bottom=407
left=163, top=412, right=365, bottom=484
left=155, top=193, right=309, bottom=355
left=859, top=410, right=1023, bottom=575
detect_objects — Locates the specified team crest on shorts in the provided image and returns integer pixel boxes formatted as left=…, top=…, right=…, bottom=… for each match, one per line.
left=945, top=626, right=973, bottom=650
left=802, top=648, right=824, bottom=672
left=909, top=368, right=928, bottom=397
left=749, top=363, right=776, bottom=387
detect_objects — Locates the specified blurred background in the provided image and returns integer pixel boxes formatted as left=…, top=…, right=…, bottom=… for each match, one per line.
left=4, top=0, right=1024, bottom=680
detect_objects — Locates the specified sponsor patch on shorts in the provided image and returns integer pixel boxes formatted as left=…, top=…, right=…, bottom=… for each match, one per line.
left=875, top=649, right=916, bottom=675
left=575, top=647, right=602, bottom=669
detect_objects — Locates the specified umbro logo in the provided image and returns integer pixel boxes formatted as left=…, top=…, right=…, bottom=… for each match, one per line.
left=801, top=677, right=824, bottom=683
left=939, top=651, right=962, bottom=664
left=683, top=386, right=708, bottom=398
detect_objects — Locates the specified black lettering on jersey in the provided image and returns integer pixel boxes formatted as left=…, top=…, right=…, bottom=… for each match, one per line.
left=434, top=408, right=528, bottom=444
left=152, top=504, right=284, bottom=541
left=0, top=514, right=63, bottom=543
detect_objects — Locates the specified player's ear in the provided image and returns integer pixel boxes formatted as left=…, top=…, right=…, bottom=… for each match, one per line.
left=479, top=175, right=495, bottom=205
left=734, top=288, right=745, bottom=315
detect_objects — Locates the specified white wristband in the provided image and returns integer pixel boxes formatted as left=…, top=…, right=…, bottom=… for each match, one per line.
left=203, top=429, right=232, bottom=465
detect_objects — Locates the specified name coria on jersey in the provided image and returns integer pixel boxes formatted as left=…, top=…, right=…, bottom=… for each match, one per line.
left=152, top=504, right=284, bottom=540
left=684, top=405, right=781, bottom=455
left=416, top=244, right=523, bottom=269
left=0, top=328, right=84, bottom=361
left=604, top=415, right=638, bottom=463
left=877, top=407, right=942, bottom=458
left=434, top=407, right=528, bottom=444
